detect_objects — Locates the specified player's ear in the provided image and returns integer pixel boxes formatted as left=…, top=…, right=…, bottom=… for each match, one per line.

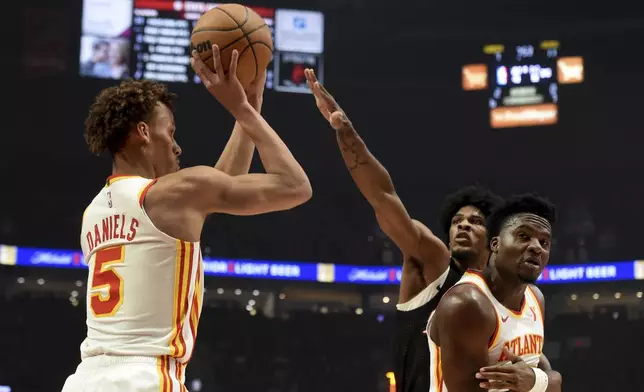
left=490, top=236, right=500, bottom=253
left=135, top=122, right=151, bottom=144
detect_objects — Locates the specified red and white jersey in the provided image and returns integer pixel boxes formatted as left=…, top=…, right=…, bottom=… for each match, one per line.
left=79, top=175, right=204, bottom=364
left=427, top=271, right=544, bottom=392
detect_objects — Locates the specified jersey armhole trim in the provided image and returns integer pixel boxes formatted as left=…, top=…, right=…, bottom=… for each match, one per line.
left=136, top=179, right=196, bottom=245
left=138, top=178, right=158, bottom=208
left=396, top=266, right=451, bottom=311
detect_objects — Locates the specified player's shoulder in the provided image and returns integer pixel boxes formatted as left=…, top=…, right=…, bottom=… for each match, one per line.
left=149, top=166, right=230, bottom=198
left=145, top=166, right=236, bottom=216
left=432, top=283, right=498, bottom=346
left=436, top=283, right=495, bottom=325
left=156, top=166, right=227, bottom=185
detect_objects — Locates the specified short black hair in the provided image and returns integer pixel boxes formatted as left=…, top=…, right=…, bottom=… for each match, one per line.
left=486, top=193, right=557, bottom=241
left=438, top=186, right=503, bottom=239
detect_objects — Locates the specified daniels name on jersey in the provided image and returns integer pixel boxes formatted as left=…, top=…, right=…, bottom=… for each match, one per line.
left=80, top=175, right=204, bottom=366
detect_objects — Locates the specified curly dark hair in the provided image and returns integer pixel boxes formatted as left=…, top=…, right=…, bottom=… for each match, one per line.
left=84, top=80, right=177, bottom=155
left=485, top=193, right=557, bottom=241
left=438, top=185, right=503, bottom=240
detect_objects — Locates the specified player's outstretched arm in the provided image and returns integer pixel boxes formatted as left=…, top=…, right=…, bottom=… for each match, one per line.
left=304, top=69, right=448, bottom=270
left=434, top=285, right=497, bottom=392
left=213, top=73, right=265, bottom=176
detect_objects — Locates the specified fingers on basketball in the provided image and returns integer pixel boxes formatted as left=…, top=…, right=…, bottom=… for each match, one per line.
left=212, top=45, right=226, bottom=77
left=228, top=49, right=240, bottom=80
left=190, top=50, right=215, bottom=87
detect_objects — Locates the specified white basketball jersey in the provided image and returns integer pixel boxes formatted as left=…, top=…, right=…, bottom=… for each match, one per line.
left=427, top=271, right=544, bottom=392
left=79, top=175, right=204, bottom=365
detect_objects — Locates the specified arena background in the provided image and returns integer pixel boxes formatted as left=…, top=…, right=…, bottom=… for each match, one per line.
left=2, top=0, right=644, bottom=391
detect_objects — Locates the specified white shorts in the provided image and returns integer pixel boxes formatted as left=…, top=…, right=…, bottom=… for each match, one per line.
left=61, top=355, right=187, bottom=392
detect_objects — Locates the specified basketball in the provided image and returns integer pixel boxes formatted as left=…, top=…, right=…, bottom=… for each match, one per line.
left=190, top=4, right=273, bottom=87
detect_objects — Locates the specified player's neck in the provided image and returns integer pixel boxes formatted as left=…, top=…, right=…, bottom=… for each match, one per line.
left=453, top=250, right=488, bottom=272
left=485, top=267, right=527, bottom=312
left=112, top=152, right=156, bottom=179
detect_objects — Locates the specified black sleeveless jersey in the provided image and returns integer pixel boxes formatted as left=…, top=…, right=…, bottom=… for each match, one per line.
left=393, top=260, right=464, bottom=392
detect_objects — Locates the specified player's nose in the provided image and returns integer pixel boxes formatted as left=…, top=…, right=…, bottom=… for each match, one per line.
left=527, top=238, right=544, bottom=254
left=457, top=220, right=472, bottom=231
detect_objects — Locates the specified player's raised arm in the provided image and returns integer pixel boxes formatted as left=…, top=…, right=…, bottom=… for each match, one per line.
left=152, top=165, right=310, bottom=216
left=304, top=69, right=448, bottom=268
left=213, top=72, right=265, bottom=176
left=434, top=285, right=497, bottom=392
left=169, top=46, right=312, bottom=215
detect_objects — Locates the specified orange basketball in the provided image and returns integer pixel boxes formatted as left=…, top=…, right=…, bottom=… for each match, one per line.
left=190, top=4, right=273, bottom=87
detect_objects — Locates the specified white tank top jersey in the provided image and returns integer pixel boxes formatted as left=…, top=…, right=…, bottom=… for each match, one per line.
left=79, top=175, right=204, bottom=367
left=426, top=271, right=544, bottom=392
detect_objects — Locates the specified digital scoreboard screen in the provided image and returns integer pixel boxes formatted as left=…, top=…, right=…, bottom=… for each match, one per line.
left=79, top=0, right=324, bottom=94
left=488, top=43, right=558, bottom=128
left=462, top=41, right=584, bottom=129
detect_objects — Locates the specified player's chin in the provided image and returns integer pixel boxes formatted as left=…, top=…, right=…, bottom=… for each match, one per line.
left=451, top=245, right=475, bottom=257
left=518, top=271, right=540, bottom=284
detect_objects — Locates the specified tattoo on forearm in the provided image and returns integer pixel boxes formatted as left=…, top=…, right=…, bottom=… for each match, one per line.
left=337, top=127, right=369, bottom=170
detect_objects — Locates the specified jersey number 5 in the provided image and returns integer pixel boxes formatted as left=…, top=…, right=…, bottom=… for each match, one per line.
left=90, top=245, right=125, bottom=317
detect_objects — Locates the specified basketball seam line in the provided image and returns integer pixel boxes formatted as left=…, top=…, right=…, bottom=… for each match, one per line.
left=206, top=40, right=271, bottom=69
left=196, top=23, right=269, bottom=68
left=192, top=5, right=249, bottom=33
left=214, top=5, right=250, bottom=27
left=191, top=26, right=239, bottom=33
left=238, top=41, right=272, bottom=75
left=192, top=23, right=268, bottom=52
left=212, top=6, right=260, bottom=80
